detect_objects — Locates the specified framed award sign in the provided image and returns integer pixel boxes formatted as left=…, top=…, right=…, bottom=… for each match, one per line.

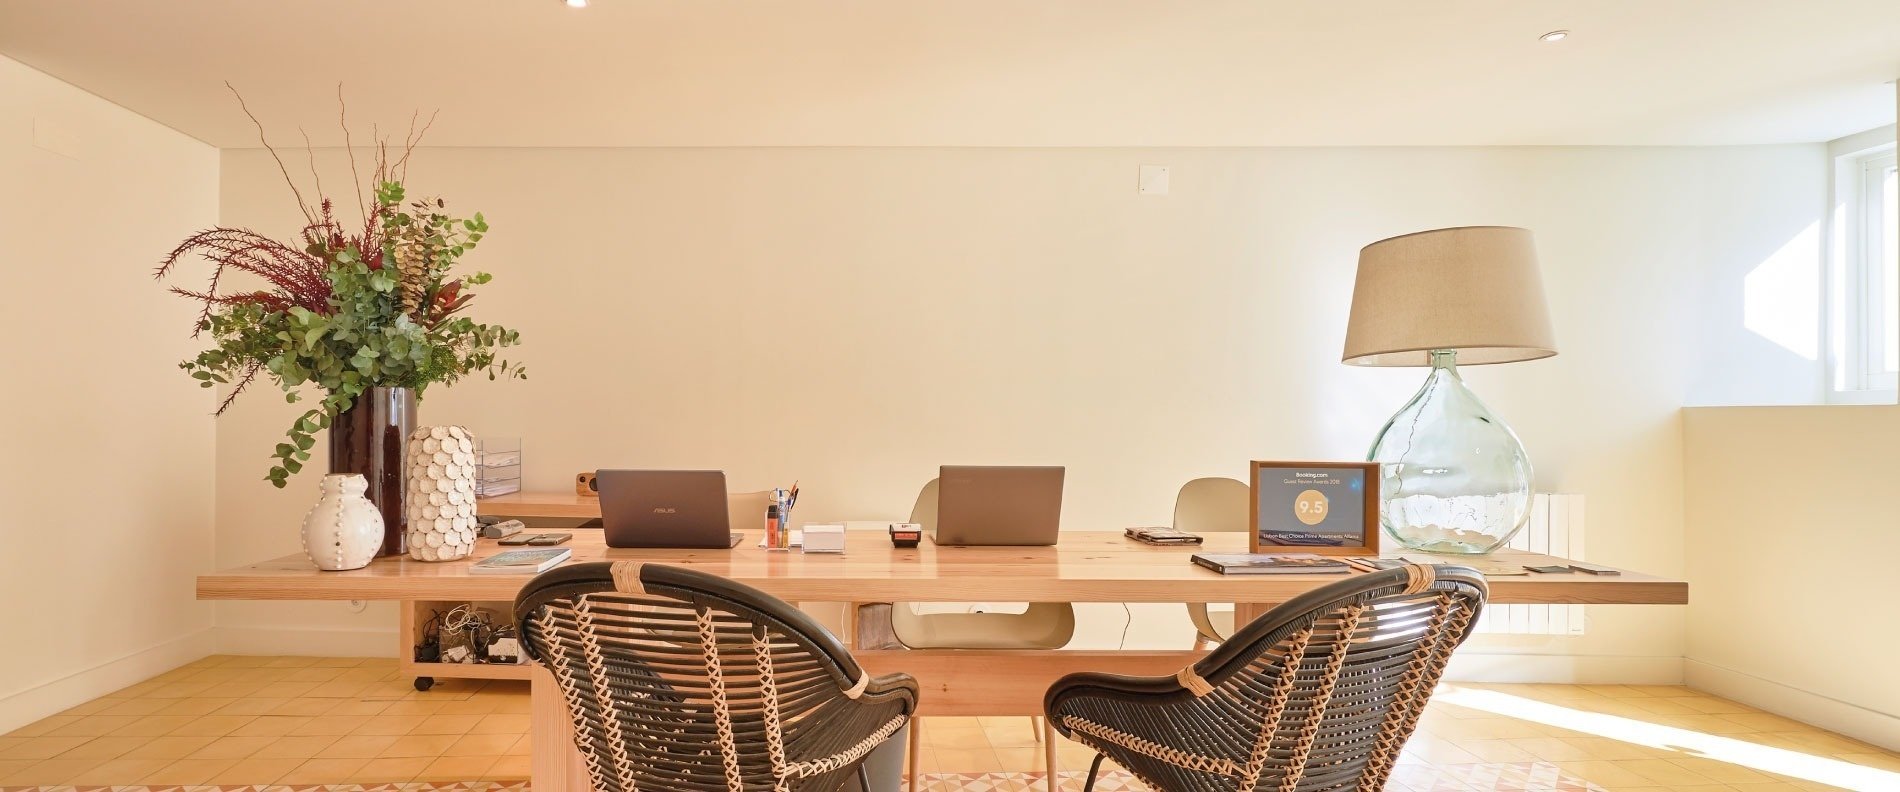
left=1249, top=461, right=1380, bottom=555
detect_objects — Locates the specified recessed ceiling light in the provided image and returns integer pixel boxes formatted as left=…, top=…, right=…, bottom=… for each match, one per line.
left=1539, top=30, right=1569, bottom=42
left=565, top=0, right=587, bottom=7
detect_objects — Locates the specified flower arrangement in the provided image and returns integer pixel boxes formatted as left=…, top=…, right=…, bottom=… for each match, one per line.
left=157, top=91, right=524, bottom=487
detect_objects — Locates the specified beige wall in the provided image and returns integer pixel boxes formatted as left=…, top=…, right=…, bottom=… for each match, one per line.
left=1683, top=406, right=1900, bottom=749
left=0, top=56, right=219, bottom=731
left=213, top=143, right=1822, bottom=678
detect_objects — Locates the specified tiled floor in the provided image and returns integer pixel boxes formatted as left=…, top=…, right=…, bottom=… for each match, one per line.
left=2, top=655, right=1897, bottom=790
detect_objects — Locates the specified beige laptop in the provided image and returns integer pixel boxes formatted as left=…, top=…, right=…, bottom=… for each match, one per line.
left=931, top=465, right=1065, bottom=546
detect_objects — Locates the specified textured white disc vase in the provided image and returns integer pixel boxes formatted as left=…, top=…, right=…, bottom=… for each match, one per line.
left=405, top=425, right=479, bottom=562
left=301, top=474, right=385, bottom=571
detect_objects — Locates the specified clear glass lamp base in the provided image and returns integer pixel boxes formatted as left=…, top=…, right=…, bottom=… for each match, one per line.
left=1369, top=350, right=1533, bottom=555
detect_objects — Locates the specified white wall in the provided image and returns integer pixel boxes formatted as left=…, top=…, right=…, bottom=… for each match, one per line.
left=1688, top=148, right=1829, bottom=406
left=212, top=144, right=1821, bottom=678
left=1683, top=405, right=1900, bottom=750
left=0, top=56, right=219, bottom=731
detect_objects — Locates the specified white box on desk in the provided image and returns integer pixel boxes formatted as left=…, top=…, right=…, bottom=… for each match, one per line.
left=801, top=524, right=846, bottom=553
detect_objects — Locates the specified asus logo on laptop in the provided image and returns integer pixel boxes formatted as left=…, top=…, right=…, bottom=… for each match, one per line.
left=652, top=507, right=677, bottom=514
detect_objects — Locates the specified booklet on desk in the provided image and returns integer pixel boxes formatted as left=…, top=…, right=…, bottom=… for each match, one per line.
left=1191, top=553, right=1351, bottom=575
left=470, top=548, right=572, bottom=574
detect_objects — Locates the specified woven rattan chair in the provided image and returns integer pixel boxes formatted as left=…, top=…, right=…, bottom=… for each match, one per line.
left=516, top=561, right=919, bottom=792
left=1046, top=564, right=1486, bottom=792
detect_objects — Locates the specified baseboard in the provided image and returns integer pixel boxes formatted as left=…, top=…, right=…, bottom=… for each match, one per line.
left=215, top=625, right=397, bottom=658
left=0, top=627, right=216, bottom=734
left=1686, top=658, right=1900, bottom=751
left=1445, top=651, right=1684, bottom=685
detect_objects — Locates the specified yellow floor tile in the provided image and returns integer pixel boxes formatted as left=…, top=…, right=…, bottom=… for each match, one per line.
left=327, top=699, right=398, bottom=716
left=121, top=733, right=219, bottom=759
left=138, top=756, right=240, bottom=784
left=230, top=714, right=313, bottom=736
left=206, top=755, right=307, bottom=783
left=382, top=733, right=461, bottom=757
left=107, top=714, right=197, bottom=736
left=3, top=716, right=80, bottom=737
left=1836, top=751, right=1900, bottom=773
left=296, top=714, right=377, bottom=735
left=95, top=697, right=177, bottom=717
left=187, top=734, right=277, bottom=760
left=409, top=712, right=486, bottom=735
left=1662, top=755, right=1777, bottom=784
left=489, top=754, right=532, bottom=777
left=57, top=734, right=153, bottom=760
left=278, top=756, right=370, bottom=783
left=251, top=734, right=343, bottom=759
left=168, top=714, right=259, bottom=736
left=416, top=754, right=499, bottom=780
left=56, top=697, right=121, bottom=717
left=318, top=733, right=402, bottom=759
left=1616, top=758, right=1715, bottom=785
left=1552, top=759, right=1666, bottom=787
left=355, top=755, right=432, bottom=781
left=437, top=697, right=505, bottom=715
left=1457, top=738, right=1540, bottom=763
left=2, top=757, right=94, bottom=784
left=65, top=757, right=174, bottom=784
left=471, top=712, right=531, bottom=734
left=0, top=735, right=90, bottom=761
left=155, top=697, right=236, bottom=716
left=212, top=696, right=293, bottom=716
left=381, top=699, right=450, bottom=716
left=47, top=714, right=147, bottom=736
left=444, top=731, right=517, bottom=756
left=352, top=714, right=428, bottom=735
left=270, top=697, right=342, bottom=716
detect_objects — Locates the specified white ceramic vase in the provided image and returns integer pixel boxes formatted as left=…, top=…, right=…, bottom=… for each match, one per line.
left=301, top=474, right=385, bottom=571
left=405, top=425, right=480, bottom=562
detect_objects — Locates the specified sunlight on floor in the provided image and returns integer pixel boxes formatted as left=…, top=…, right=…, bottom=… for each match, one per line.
left=1438, top=685, right=1900, bottom=790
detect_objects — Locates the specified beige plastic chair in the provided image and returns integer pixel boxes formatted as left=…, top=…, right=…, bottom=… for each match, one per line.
left=727, top=490, right=773, bottom=537
left=1175, top=477, right=1250, bottom=647
left=889, top=479, right=1077, bottom=648
left=889, top=478, right=1076, bottom=785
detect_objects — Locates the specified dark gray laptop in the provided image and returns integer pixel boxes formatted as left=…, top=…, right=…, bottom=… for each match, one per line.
left=931, top=465, right=1065, bottom=546
left=597, top=469, right=745, bottom=549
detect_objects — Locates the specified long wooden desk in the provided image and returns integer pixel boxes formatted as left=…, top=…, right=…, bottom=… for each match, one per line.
left=197, top=530, right=1686, bottom=790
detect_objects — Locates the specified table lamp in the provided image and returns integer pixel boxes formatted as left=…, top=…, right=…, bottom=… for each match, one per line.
left=1342, top=226, right=1556, bottom=554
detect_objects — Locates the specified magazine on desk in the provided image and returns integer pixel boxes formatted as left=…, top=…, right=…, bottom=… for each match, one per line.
left=470, top=548, right=572, bottom=574
left=1190, top=552, right=1351, bottom=575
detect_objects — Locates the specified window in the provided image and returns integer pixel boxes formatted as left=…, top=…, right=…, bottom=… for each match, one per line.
left=1828, top=132, right=1899, bottom=400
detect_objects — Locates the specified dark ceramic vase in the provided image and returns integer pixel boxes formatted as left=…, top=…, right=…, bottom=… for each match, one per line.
left=328, top=387, right=416, bottom=557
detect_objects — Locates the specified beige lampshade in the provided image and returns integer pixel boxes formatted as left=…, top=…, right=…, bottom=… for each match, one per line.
left=1342, top=226, right=1557, bottom=367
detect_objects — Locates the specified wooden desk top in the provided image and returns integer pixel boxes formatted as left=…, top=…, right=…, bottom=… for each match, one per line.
left=477, top=491, right=601, bottom=519
left=197, top=531, right=1687, bottom=606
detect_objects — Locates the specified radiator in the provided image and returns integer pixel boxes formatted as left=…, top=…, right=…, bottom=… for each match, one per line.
left=1473, top=493, right=1586, bottom=636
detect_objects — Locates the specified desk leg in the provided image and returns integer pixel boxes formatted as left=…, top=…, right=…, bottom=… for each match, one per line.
left=1043, top=717, right=1059, bottom=792
left=1234, top=602, right=1271, bottom=632
left=532, top=665, right=592, bottom=791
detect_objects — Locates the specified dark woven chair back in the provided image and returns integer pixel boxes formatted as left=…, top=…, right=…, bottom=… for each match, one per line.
left=515, top=561, right=918, bottom=792
left=1046, top=564, right=1486, bottom=792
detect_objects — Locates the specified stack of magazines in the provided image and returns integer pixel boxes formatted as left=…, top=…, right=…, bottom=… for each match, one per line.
left=1189, top=553, right=1350, bottom=575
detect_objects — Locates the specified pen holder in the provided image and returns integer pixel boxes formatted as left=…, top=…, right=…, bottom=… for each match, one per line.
left=764, top=488, right=796, bottom=551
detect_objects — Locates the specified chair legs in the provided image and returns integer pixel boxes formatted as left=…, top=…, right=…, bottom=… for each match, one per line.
left=1042, top=717, right=1059, bottom=792
left=906, top=719, right=921, bottom=792
left=859, top=763, right=874, bottom=792
left=1079, top=753, right=1107, bottom=792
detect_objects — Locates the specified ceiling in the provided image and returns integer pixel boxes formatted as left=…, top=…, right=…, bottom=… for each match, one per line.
left=2, top=1, right=1896, bottom=149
